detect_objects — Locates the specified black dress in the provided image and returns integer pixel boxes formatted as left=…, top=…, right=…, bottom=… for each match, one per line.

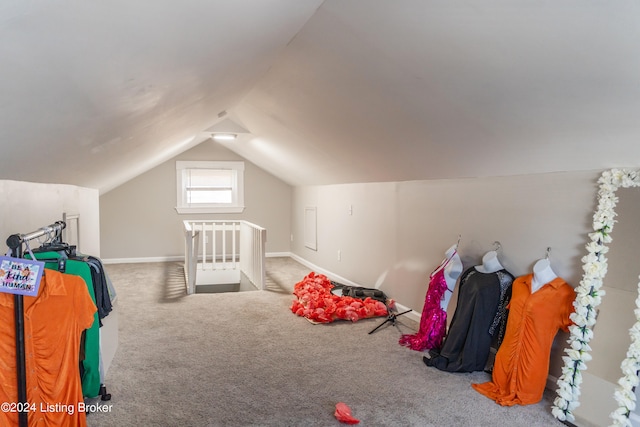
left=423, top=266, right=514, bottom=373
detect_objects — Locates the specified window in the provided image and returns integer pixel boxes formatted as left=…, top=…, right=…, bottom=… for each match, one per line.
left=176, top=161, right=245, bottom=214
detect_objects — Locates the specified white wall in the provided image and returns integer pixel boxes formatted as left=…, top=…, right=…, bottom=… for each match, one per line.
left=0, top=180, right=100, bottom=256
left=99, top=140, right=292, bottom=260
left=291, top=170, right=601, bottom=379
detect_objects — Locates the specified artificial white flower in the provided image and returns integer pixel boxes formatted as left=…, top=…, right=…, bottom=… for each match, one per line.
left=557, top=386, right=575, bottom=402
left=570, top=340, right=583, bottom=351
left=629, top=346, right=640, bottom=357
left=585, top=241, right=608, bottom=254
left=615, top=387, right=635, bottom=406
left=581, top=252, right=599, bottom=265
left=618, top=375, right=639, bottom=392
left=551, top=406, right=566, bottom=420
left=611, top=411, right=632, bottom=427
left=589, top=292, right=603, bottom=306
left=570, top=312, right=587, bottom=327
left=582, top=260, right=608, bottom=276
left=630, top=322, right=640, bottom=336
left=576, top=293, right=598, bottom=307
left=561, top=364, right=580, bottom=377
left=612, top=169, right=626, bottom=182
left=576, top=326, right=594, bottom=341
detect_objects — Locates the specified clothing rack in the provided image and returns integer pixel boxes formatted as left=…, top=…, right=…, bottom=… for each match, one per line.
left=6, top=221, right=66, bottom=427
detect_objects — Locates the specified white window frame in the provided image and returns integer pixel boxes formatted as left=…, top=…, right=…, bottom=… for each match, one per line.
left=175, top=161, right=245, bottom=214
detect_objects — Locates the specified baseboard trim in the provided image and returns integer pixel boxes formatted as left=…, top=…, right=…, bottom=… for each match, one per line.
left=266, top=252, right=291, bottom=258
left=288, top=253, right=360, bottom=287
left=393, top=302, right=421, bottom=323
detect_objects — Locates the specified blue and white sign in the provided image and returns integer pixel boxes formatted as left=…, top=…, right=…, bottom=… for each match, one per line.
left=0, top=256, right=45, bottom=297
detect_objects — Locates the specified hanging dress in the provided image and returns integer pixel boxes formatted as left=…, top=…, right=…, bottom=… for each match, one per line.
left=398, top=251, right=457, bottom=351
left=472, top=274, right=575, bottom=405
left=424, top=267, right=514, bottom=372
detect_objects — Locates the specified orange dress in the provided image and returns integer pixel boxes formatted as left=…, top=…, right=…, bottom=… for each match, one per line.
left=0, top=268, right=96, bottom=426
left=472, top=274, right=575, bottom=406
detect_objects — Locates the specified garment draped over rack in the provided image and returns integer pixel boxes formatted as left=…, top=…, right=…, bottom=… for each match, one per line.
left=3, top=221, right=100, bottom=427
left=0, top=269, right=96, bottom=427
left=3, top=220, right=115, bottom=427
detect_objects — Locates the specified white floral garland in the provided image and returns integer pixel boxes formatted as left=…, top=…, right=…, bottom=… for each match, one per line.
left=552, top=169, right=640, bottom=426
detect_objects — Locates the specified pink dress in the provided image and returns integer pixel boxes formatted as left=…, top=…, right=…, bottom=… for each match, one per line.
left=399, top=253, right=456, bottom=351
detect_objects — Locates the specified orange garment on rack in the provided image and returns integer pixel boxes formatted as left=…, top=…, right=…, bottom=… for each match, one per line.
left=0, top=268, right=96, bottom=427
left=472, top=274, right=575, bottom=406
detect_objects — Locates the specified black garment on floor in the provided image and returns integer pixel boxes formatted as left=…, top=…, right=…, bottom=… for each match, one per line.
left=333, top=283, right=388, bottom=304
left=424, top=267, right=514, bottom=373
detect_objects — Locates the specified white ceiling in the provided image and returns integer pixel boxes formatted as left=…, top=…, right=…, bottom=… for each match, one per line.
left=1, top=0, right=640, bottom=193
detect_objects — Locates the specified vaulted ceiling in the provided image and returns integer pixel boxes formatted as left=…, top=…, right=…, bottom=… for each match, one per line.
left=2, top=1, right=639, bottom=194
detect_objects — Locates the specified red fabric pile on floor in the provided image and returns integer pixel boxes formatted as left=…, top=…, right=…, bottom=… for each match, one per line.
left=290, top=272, right=388, bottom=323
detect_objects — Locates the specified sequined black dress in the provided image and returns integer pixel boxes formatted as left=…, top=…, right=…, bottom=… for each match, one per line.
left=424, top=267, right=513, bottom=373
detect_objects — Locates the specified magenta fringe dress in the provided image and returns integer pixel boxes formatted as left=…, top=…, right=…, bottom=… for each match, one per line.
left=399, top=256, right=454, bottom=351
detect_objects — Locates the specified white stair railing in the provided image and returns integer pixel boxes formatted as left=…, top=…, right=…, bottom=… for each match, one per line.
left=183, top=220, right=266, bottom=294
left=240, top=221, right=267, bottom=291
left=183, top=223, right=200, bottom=295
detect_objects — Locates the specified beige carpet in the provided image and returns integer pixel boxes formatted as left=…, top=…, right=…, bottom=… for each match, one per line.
left=87, top=257, right=563, bottom=427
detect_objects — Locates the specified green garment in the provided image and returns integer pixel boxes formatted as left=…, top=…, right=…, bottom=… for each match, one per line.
left=30, top=251, right=101, bottom=398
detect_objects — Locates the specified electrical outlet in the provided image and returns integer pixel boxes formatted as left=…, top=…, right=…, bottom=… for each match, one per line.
left=290, top=234, right=294, bottom=242
left=337, top=250, right=341, bottom=261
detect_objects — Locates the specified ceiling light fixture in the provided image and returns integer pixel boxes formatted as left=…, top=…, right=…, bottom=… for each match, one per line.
left=212, top=133, right=237, bottom=141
